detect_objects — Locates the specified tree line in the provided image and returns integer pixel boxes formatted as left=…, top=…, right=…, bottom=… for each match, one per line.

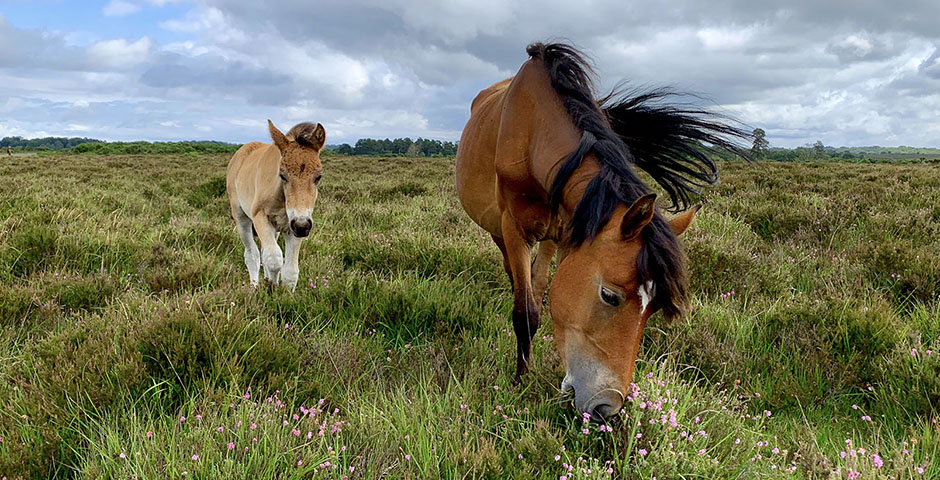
left=1, top=136, right=101, bottom=151
left=330, top=137, right=458, bottom=156
left=71, top=141, right=239, bottom=155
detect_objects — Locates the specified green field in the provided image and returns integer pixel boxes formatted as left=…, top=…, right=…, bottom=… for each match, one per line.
left=1, top=153, right=938, bottom=479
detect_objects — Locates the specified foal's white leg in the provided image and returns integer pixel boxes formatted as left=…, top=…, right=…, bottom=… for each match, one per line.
left=281, top=233, right=303, bottom=292
left=235, top=213, right=261, bottom=286
left=252, top=214, right=283, bottom=285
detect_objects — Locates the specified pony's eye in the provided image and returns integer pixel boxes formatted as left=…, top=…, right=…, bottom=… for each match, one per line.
left=314, top=174, right=322, bottom=184
left=279, top=173, right=287, bottom=182
left=599, top=286, right=620, bottom=307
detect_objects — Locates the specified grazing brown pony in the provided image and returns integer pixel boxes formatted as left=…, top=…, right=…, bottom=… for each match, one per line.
left=226, top=120, right=325, bottom=290
left=456, top=43, right=749, bottom=421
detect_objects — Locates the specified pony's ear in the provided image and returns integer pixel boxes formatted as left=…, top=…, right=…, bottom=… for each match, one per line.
left=268, top=120, right=288, bottom=153
left=310, top=123, right=326, bottom=151
left=621, top=193, right=657, bottom=240
left=669, top=204, right=700, bottom=236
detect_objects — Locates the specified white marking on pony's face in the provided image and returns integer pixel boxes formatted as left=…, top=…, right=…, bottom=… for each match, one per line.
left=286, top=208, right=312, bottom=223
left=639, top=280, right=655, bottom=314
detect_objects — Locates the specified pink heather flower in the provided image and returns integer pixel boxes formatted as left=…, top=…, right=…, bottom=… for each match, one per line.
left=698, top=449, right=706, bottom=456
left=554, top=455, right=561, bottom=461
left=639, top=449, right=648, bottom=457
left=493, top=386, right=499, bottom=390
left=848, top=471, right=859, bottom=479
left=192, top=454, right=199, bottom=461
left=292, top=429, right=301, bottom=436
left=180, top=416, right=186, bottom=422
left=404, top=454, right=411, bottom=461
left=297, top=461, right=303, bottom=467
left=735, top=438, right=741, bottom=444
left=872, top=454, right=883, bottom=468
left=217, top=427, right=224, bottom=433
left=236, top=421, right=242, bottom=428
left=917, top=467, right=925, bottom=474
left=636, top=433, right=642, bottom=439
left=861, top=415, right=872, bottom=421
left=764, top=410, right=772, bottom=417
left=284, top=323, right=290, bottom=329
left=911, top=349, right=917, bottom=356
left=227, top=442, right=235, bottom=451
left=146, top=431, right=153, bottom=439
left=119, top=452, right=126, bottom=459
left=581, top=428, right=589, bottom=435
left=852, top=404, right=859, bottom=410
left=195, top=415, right=202, bottom=420
left=772, top=448, right=779, bottom=454
left=250, top=423, right=258, bottom=430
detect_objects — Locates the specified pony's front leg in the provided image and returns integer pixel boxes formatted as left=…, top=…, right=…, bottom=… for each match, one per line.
left=281, top=233, right=303, bottom=292
left=252, top=214, right=283, bottom=285
left=500, top=213, right=541, bottom=384
left=531, top=240, right=557, bottom=304
left=234, top=212, right=261, bottom=286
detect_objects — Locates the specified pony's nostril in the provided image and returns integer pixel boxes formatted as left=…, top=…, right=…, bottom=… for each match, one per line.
left=590, top=402, right=618, bottom=422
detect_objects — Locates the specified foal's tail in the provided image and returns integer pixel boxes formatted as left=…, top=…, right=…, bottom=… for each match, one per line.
left=600, top=89, right=753, bottom=212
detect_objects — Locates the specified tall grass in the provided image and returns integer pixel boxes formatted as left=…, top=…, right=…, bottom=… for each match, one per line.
left=0, top=154, right=937, bottom=478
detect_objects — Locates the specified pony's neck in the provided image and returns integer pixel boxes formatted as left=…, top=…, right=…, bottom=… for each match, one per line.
left=555, top=153, right=603, bottom=220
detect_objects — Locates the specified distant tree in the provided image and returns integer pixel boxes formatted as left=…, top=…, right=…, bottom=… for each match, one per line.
left=812, top=141, right=826, bottom=159
left=750, top=128, right=769, bottom=159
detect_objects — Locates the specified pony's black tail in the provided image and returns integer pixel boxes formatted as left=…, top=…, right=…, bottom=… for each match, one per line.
left=601, top=88, right=752, bottom=212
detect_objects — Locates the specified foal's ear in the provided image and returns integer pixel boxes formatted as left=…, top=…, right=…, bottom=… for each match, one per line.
left=669, top=204, right=701, bottom=236
left=621, top=193, right=657, bottom=240
left=310, top=123, right=326, bottom=151
left=268, top=120, right=288, bottom=153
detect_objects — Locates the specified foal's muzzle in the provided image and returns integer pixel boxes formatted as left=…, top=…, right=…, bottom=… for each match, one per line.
left=290, top=218, right=312, bottom=237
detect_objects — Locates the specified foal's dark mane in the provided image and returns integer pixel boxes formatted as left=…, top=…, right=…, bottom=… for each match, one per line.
left=526, top=42, right=750, bottom=320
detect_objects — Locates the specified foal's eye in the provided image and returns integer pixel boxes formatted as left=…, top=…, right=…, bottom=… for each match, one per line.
left=279, top=173, right=287, bottom=182
left=314, top=174, right=322, bottom=184
left=599, top=286, right=620, bottom=307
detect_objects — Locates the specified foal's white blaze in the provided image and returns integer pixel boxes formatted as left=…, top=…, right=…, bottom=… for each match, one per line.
left=639, top=280, right=655, bottom=314
left=286, top=208, right=313, bottom=223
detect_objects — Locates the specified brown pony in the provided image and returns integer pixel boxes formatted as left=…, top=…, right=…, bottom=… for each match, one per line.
left=226, top=120, right=325, bottom=290
left=456, top=43, right=749, bottom=421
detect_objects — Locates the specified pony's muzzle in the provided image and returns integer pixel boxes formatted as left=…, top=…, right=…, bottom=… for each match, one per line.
left=583, top=390, right=623, bottom=422
left=290, top=218, right=312, bottom=237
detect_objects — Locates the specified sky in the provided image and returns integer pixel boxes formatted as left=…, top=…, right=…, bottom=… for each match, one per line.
left=1, top=0, right=939, bottom=147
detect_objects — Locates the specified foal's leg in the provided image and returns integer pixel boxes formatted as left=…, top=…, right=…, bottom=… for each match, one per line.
left=281, top=233, right=303, bottom=292
left=252, top=213, right=283, bottom=285
left=531, top=240, right=557, bottom=305
left=500, top=213, right=540, bottom=384
left=234, top=210, right=260, bottom=286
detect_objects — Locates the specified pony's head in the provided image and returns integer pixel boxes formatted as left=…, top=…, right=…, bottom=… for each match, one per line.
left=550, top=194, right=698, bottom=421
left=268, top=120, right=325, bottom=238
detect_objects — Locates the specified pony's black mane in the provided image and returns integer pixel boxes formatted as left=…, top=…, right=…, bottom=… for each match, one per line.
left=526, top=42, right=751, bottom=320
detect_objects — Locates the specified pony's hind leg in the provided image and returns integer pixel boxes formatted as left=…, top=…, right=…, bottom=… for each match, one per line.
left=281, top=233, right=303, bottom=292
left=235, top=211, right=261, bottom=286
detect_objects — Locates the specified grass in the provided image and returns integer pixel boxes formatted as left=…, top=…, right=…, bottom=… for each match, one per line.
left=0, top=153, right=938, bottom=479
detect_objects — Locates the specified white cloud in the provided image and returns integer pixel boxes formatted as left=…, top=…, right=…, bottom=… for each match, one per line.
left=87, top=37, right=153, bottom=69
left=102, top=0, right=141, bottom=16
left=696, top=25, right=758, bottom=51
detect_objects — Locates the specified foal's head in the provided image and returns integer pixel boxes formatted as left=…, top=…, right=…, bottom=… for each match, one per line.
left=268, top=120, right=325, bottom=238
left=550, top=194, right=698, bottom=421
